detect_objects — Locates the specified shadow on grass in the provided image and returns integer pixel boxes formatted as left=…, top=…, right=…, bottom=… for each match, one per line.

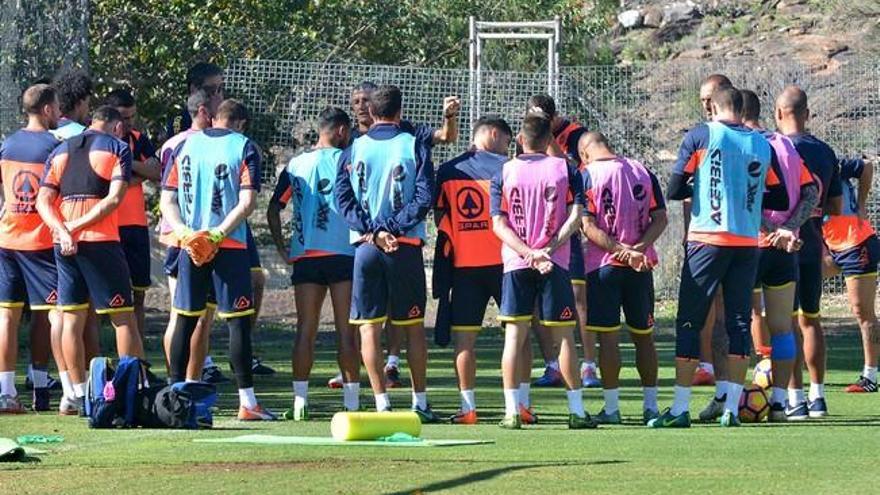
left=385, top=460, right=627, bottom=495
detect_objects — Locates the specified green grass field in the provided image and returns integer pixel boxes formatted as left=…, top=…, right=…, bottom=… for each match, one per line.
left=1, top=313, right=877, bottom=494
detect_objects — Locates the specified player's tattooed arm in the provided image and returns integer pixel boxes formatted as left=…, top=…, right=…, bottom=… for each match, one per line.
left=781, top=183, right=819, bottom=231
left=433, top=96, right=461, bottom=145
left=131, top=156, right=161, bottom=182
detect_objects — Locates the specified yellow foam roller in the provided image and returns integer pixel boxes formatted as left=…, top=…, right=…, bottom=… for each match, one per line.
left=330, top=412, right=422, bottom=441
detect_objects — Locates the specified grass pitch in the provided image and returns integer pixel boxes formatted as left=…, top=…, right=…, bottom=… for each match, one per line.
left=1, top=314, right=877, bottom=494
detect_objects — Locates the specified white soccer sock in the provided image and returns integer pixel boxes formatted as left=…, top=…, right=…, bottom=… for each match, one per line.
left=864, top=366, right=878, bottom=383
left=643, top=386, right=659, bottom=411
left=699, top=362, right=715, bottom=375
left=0, top=371, right=16, bottom=397
left=412, top=391, right=427, bottom=410
left=73, top=382, right=86, bottom=399
left=293, top=381, right=308, bottom=409
left=503, top=388, right=519, bottom=416
left=602, top=388, right=620, bottom=414
left=238, top=387, right=258, bottom=409
left=518, top=382, right=531, bottom=408
left=714, top=380, right=729, bottom=400
left=771, top=387, right=787, bottom=407
left=788, top=388, right=805, bottom=406
left=460, top=389, right=476, bottom=413
left=375, top=393, right=391, bottom=412
left=724, top=383, right=744, bottom=416
left=203, top=356, right=214, bottom=368
left=185, top=378, right=199, bottom=383
left=31, top=366, right=48, bottom=389
left=670, top=385, right=691, bottom=416
left=566, top=388, right=585, bottom=417
left=386, top=355, right=400, bottom=369
left=546, top=359, right=560, bottom=371
left=59, top=371, right=74, bottom=399
left=809, top=382, right=825, bottom=401
left=343, top=382, right=360, bottom=411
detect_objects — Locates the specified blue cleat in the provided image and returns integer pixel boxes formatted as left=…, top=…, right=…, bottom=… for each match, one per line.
left=534, top=366, right=563, bottom=387
left=808, top=398, right=827, bottom=418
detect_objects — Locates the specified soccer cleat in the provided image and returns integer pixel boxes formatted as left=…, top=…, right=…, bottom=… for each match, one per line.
left=580, top=362, right=601, bottom=388
left=785, top=401, right=809, bottom=421
left=534, top=366, right=563, bottom=387
left=450, top=409, right=478, bottom=425
left=250, top=357, right=276, bottom=376
left=768, top=403, right=788, bottom=423
left=32, top=388, right=50, bottom=412
left=0, top=394, right=26, bottom=414
left=58, top=396, right=82, bottom=416
left=238, top=404, right=278, bottom=421
left=25, top=374, right=62, bottom=391
left=719, top=410, right=741, bottom=427
left=518, top=405, right=538, bottom=425
left=594, top=408, right=622, bottom=425
left=568, top=413, right=599, bottom=429
left=642, top=408, right=660, bottom=425
left=845, top=376, right=878, bottom=393
left=499, top=414, right=522, bottom=429
left=808, top=397, right=828, bottom=418
left=282, top=403, right=310, bottom=421
left=327, top=372, right=344, bottom=389
left=384, top=366, right=403, bottom=388
left=691, top=365, right=715, bottom=386
left=413, top=404, right=441, bottom=424
left=698, top=396, right=725, bottom=422
left=201, top=365, right=231, bottom=384
left=647, top=408, right=691, bottom=428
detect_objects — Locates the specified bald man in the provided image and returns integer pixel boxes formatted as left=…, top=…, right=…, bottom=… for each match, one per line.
left=775, top=85, right=843, bottom=419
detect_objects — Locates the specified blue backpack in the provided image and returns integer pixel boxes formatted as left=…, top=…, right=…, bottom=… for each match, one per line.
left=87, top=356, right=150, bottom=428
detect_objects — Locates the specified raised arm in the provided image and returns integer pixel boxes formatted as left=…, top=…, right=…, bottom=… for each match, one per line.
left=432, top=96, right=460, bottom=145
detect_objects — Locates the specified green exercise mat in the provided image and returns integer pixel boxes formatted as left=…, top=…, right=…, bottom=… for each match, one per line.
left=195, top=434, right=493, bottom=448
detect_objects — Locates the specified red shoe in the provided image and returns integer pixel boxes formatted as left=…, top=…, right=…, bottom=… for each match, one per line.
left=238, top=404, right=279, bottom=421
left=519, top=405, right=538, bottom=425
left=692, top=366, right=715, bottom=386
left=327, top=373, right=344, bottom=389
left=845, top=376, right=878, bottom=393
left=450, top=409, right=478, bottom=425
left=384, top=366, right=403, bottom=388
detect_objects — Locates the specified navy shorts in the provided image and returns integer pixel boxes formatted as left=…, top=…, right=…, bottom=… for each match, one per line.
left=795, top=258, right=822, bottom=318
left=55, top=241, right=133, bottom=314
left=569, top=235, right=586, bottom=284
left=291, top=254, right=354, bottom=286
left=675, top=242, right=758, bottom=359
left=350, top=243, right=426, bottom=326
left=830, top=235, right=880, bottom=278
left=754, top=248, right=798, bottom=290
left=245, top=225, right=262, bottom=271
left=586, top=265, right=654, bottom=334
left=0, top=248, right=58, bottom=310
left=119, top=225, right=152, bottom=290
left=450, top=265, right=503, bottom=331
left=164, top=246, right=181, bottom=277
left=174, top=248, right=252, bottom=318
left=499, top=265, right=576, bottom=327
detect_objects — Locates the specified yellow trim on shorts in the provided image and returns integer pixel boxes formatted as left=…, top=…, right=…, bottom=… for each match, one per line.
left=451, top=325, right=483, bottom=332
left=791, top=311, right=799, bottom=317
left=628, top=325, right=654, bottom=335
left=131, top=285, right=150, bottom=291
left=798, top=309, right=821, bottom=319
left=498, top=315, right=533, bottom=322
left=350, top=316, right=388, bottom=325
left=95, top=306, right=135, bottom=315
left=217, top=308, right=256, bottom=319
left=390, top=317, right=424, bottom=327
left=173, top=307, right=208, bottom=317
left=57, top=303, right=90, bottom=311
left=0, top=301, right=26, bottom=309
left=205, top=302, right=218, bottom=309
left=764, top=281, right=795, bottom=291
left=752, top=287, right=763, bottom=294
left=28, top=304, right=55, bottom=311
left=250, top=267, right=265, bottom=273
left=585, top=324, right=622, bottom=333
left=845, top=271, right=877, bottom=280
left=570, top=279, right=586, bottom=286
left=539, top=320, right=577, bottom=327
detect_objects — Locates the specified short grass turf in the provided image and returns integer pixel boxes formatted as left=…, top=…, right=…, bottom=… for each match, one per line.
left=1, top=315, right=877, bottom=495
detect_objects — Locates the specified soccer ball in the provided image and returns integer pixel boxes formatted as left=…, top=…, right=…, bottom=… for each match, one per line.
left=738, top=384, right=769, bottom=423
left=752, top=358, right=773, bottom=389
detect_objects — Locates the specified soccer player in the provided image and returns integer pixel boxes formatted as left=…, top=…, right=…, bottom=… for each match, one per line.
left=742, top=89, right=820, bottom=421
left=518, top=94, right=599, bottom=390
left=37, top=105, right=145, bottom=413
left=159, top=89, right=223, bottom=383
left=51, top=70, right=92, bottom=140
left=105, top=88, right=161, bottom=341
left=578, top=132, right=666, bottom=425
left=165, top=62, right=224, bottom=139
left=822, top=157, right=880, bottom=393
left=341, top=81, right=460, bottom=389
left=161, top=99, right=276, bottom=420
left=775, top=85, right=842, bottom=418
left=490, top=111, right=596, bottom=430
left=335, top=85, right=438, bottom=422
left=0, top=84, right=63, bottom=413
left=650, top=87, right=788, bottom=428
left=433, top=115, right=511, bottom=424
left=267, top=107, right=360, bottom=419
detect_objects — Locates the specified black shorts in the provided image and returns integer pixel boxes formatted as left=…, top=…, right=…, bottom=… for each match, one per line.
left=499, top=265, right=576, bottom=327
left=0, top=247, right=57, bottom=310
left=450, top=265, right=503, bottom=331
left=246, top=225, right=262, bottom=271
left=794, top=258, right=822, bottom=318
left=55, top=241, right=133, bottom=314
left=586, top=265, right=654, bottom=334
left=754, top=247, right=798, bottom=290
left=119, top=225, right=152, bottom=290
left=291, top=255, right=354, bottom=286
left=569, top=235, right=586, bottom=284
left=830, top=235, right=880, bottom=278
left=350, top=243, right=426, bottom=326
